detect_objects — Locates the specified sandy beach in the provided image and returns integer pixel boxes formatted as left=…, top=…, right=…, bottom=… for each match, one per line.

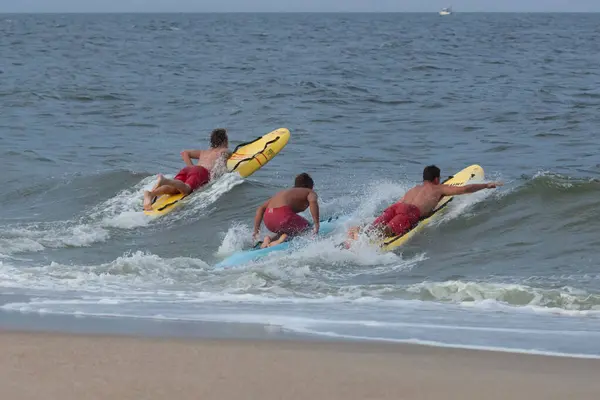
left=2, top=331, right=599, bottom=400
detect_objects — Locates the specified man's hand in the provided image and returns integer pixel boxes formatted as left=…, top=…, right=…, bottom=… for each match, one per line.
left=486, top=181, right=503, bottom=189
left=181, top=150, right=202, bottom=166
left=312, top=223, right=320, bottom=235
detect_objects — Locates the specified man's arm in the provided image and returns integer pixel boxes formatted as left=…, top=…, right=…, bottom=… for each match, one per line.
left=180, top=150, right=203, bottom=166
left=307, top=191, right=320, bottom=234
left=440, top=182, right=502, bottom=196
left=253, top=200, right=269, bottom=240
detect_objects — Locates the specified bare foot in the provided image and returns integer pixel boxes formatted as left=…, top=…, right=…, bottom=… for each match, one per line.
left=150, top=174, right=162, bottom=191
left=261, top=236, right=272, bottom=249
left=347, top=226, right=360, bottom=241
left=340, top=227, right=361, bottom=250
left=143, top=190, right=153, bottom=211
left=269, top=233, right=288, bottom=247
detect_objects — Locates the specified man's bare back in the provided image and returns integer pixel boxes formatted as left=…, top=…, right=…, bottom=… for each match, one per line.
left=398, top=183, right=447, bottom=218
left=265, top=188, right=314, bottom=213
left=398, top=181, right=501, bottom=218
left=253, top=173, right=319, bottom=248
left=180, top=128, right=231, bottom=173
left=181, top=147, right=230, bottom=172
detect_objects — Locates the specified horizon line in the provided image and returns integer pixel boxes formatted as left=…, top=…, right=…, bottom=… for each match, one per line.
left=1, top=11, right=600, bottom=14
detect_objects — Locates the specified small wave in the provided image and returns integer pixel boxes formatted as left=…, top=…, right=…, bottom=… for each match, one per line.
left=0, top=223, right=109, bottom=252
left=405, top=280, right=600, bottom=311
left=0, top=238, right=45, bottom=255
left=347, top=179, right=411, bottom=220
left=23, top=150, right=55, bottom=163
left=366, top=98, right=413, bottom=105
left=462, top=126, right=483, bottom=132
left=216, top=223, right=254, bottom=257
left=410, top=65, right=448, bottom=71
left=120, top=122, right=159, bottom=128
left=59, top=92, right=130, bottom=102
left=80, top=170, right=242, bottom=229
left=0, top=171, right=155, bottom=251
left=288, top=329, right=600, bottom=360
left=173, top=173, right=245, bottom=222
left=534, top=132, right=566, bottom=138
left=572, top=92, right=600, bottom=100
left=534, top=114, right=562, bottom=121
left=514, top=171, right=600, bottom=195
left=4, top=299, right=598, bottom=359
left=486, top=144, right=515, bottom=153
left=0, top=251, right=210, bottom=293
left=89, top=174, right=156, bottom=229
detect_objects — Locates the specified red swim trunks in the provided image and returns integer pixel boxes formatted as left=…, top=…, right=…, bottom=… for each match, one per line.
left=372, top=203, right=421, bottom=236
left=263, top=206, right=310, bottom=236
left=174, top=166, right=210, bottom=191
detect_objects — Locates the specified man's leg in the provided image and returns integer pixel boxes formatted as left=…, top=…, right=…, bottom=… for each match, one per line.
left=347, top=226, right=361, bottom=240
left=155, top=175, right=193, bottom=195
left=143, top=175, right=192, bottom=211
left=267, top=233, right=288, bottom=247
left=261, top=234, right=279, bottom=249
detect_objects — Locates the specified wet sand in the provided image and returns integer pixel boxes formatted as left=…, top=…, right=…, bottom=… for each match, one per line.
left=2, top=331, right=599, bottom=400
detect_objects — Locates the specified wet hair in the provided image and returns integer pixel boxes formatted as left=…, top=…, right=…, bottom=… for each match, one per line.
left=294, top=173, right=314, bottom=189
left=423, top=165, right=441, bottom=182
left=210, top=128, right=228, bottom=148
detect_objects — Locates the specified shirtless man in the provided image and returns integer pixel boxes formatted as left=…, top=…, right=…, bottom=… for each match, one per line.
left=143, top=128, right=231, bottom=211
left=347, top=165, right=502, bottom=242
left=253, top=173, right=319, bottom=248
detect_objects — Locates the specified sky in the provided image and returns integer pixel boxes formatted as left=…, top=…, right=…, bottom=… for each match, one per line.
left=1, top=0, right=599, bottom=13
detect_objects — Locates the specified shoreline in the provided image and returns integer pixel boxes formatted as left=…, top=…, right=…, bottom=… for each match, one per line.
left=2, top=309, right=600, bottom=360
left=3, top=330, right=600, bottom=400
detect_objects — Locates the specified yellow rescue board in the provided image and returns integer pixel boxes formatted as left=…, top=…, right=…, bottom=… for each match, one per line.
left=378, top=164, right=485, bottom=252
left=144, top=192, right=186, bottom=217
left=144, top=128, right=290, bottom=217
left=227, top=128, right=290, bottom=178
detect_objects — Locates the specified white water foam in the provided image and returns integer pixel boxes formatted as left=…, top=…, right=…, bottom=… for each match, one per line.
left=349, top=180, right=411, bottom=220
left=0, top=238, right=45, bottom=255
left=0, top=171, right=246, bottom=256
left=289, top=329, right=600, bottom=360
left=0, top=251, right=210, bottom=293
left=216, top=222, right=254, bottom=256
left=0, top=177, right=156, bottom=254
left=5, top=300, right=596, bottom=359
left=213, top=179, right=414, bottom=265
left=0, top=223, right=110, bottom=251
left=175, top=173, right=244, bottom=221
left=84, top=167, right=243, bottom=229
left=91, top=175, right=157, bottom=229
left=3, top=288, right=600, bottom=317
left=405, top=280, right=600, bottom=311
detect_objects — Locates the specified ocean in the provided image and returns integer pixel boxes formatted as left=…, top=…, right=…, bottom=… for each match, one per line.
left=1, top=12, right=600, bottom=357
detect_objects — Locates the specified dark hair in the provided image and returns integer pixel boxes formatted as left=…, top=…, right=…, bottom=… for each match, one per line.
left=210, top=128, right=228, bottom=148
left=423, top=165, right=441, bottom=182
left=294, top=173, right=314, bottom=189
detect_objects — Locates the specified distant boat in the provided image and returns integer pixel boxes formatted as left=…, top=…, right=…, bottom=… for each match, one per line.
left=439, top=6, right=452, bottom=15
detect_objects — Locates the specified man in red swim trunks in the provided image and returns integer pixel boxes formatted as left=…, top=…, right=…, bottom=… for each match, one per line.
left=347, top=165, right=502, bottom=242
left=253, top=173, right=320, bottom=248
left=143, top=129, right=231, bottom=211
